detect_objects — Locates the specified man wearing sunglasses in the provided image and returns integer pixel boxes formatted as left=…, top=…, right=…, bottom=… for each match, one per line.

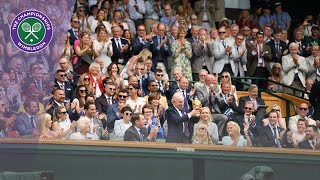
left=59, top=58, right=78, bottom=89
left=106, top=89, right=129, bottom=131
left=288, top=103, right=316, bottom=133
left=96, top=81, right=117, bottom=116
left=54, top=69, right=74, bottom=101
left=67, top=15, right=80, bottom=45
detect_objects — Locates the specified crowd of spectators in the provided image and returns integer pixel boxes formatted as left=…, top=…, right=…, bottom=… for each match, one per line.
left=0, top=0, right=320, bottom=150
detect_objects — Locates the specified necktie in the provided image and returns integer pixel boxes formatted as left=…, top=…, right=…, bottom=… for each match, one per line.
left=36, top=81, right=41, bottom=90
left=4, top=88, right=8, bottom=95
left=157, top=81, right=162, bottom=89
left=74, top=30, right=78, bottom=38
left=273, top=127, right=278, bottom=139
left=222, top=40, right=226, bottom=48
left=311, top=141, right=315, bottom=148
left=181, top=109, right=189, bottom=137
left=107, top=97, right=112, bottom=105
left=139, top=129, right=144, bottom=141
left=60, top=84, right=64, bottom=89
left=30, top=116, right=35, bottom=128
left=117, top=39, right=122, bottom=51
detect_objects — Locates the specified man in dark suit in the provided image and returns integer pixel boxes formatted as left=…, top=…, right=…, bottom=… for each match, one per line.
left=106, top=89, right=129, bottom=130
left=168, top=76, right=193, bottom=112
left=267, top=29, right=287, bottom=64
left=298, top=125, right=318, bottom=149
left=217, top=82, right=239, bottom=118
left=290, top=29, right=310, bottom=57
left=238, top=84, right=267, bottom=125
left=309, top=80, right=320, bottom=120
left=124, top=113, right=158, bottom=141
left=166, top=92, right=200, bottom=143
left=150, top=23, right=172, bottom=73
left=67, top=16, right=80, bottom=46
left=260, top=110, right=285, bottom=147
left=235, top=101, right=260, bottom=145
left=25, top=66, right=46, bottom=100
left=95, top=81, right=117, bottom=115
left=111, top=25, right=131, bottom=66
left=14, top=99, right=39, bottom=137
left=59, top=58, right=78, bottom=89
left=54, top=70, right=75, bottom=101
left=131, top=24, right=151, bottom=55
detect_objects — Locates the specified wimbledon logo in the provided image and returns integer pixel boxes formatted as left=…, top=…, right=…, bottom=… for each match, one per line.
left=10, top=9, right=53, bottom=53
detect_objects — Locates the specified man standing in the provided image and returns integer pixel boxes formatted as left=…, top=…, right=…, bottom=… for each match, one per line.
left=166, top=92, right=200, bottom=143
left=54, top=70, right=74, bottom=101
left=67, top=16, right=80, bottom=46
left=131, top=24, right=151, bottom=55
left=194, top=0, right=217, bottom=31
left=111, top=26, right=130, bottom=69
left=124, top=113, right=158, bottom=141
left=150, top=23, right=172, bottom=74
left=267, top=30, right=287, bottom=66
left=282, top=42, right=308, bottom=97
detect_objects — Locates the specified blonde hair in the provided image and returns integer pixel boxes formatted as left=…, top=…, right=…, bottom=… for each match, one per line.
left=37, top=113, right=52, bottom=135
left=227, top=121, right=241, bottom=136
left=220, top=71, right=233, bottom=85
left=89, top=62, right=101, bottom=74
left=136, top=49, right=152, bottom=62
left=200, top=107, right=212, bottom=123
left=194, top=124, right=212, bottom=144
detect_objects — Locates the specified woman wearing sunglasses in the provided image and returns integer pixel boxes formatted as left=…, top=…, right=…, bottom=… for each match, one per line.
left=193, top=124, right=213, bottom=145
left=52, top=106, right=74, bottom=138
left=192, top=107, right=219, bottom=144
left=72, top=85, right=88, bottom=114
left=218, top=71, right=238, bottom=104
left=126, top=84, right=146, bottom=113
left=111, top=106, right=133, bottom=140
left=77, top=73, right=95, bottom=95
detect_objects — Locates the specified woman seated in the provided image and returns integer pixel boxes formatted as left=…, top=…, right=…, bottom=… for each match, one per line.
left=72, top=85, right=88, bottom=114
left=70, top=116, right=100, bottom=140
left=222, top=121, right=252, bottom=146
left=111, top=106, right=133, bottom=140
left=77, top=73, right=95, bottom=96
left=192, top=107, right=219, bottom=144
left=106, top=63, right=124, bottom=90
left=285, top=119, right=306, bottom=148
left=262, top=104, right=286, bottom=129
left=52, top=106, right=76, bottom=138
left=218, top=71, right=238, bottom=104
left=33, top=113, right=55, bottom=139
left=192, top=124, right=213, bottom=145
left=268, top=63, right=284, bottom=93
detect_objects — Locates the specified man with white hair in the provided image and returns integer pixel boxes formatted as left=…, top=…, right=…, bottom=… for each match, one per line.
left=282, top=42, right=308, bottom=97
left=166, top=92, right=200, bottom=143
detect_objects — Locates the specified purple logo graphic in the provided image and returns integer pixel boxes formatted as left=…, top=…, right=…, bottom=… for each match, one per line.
left=10, top=9, right=53, bottom=53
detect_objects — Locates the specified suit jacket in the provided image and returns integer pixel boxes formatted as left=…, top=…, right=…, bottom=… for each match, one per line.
left=289, top=40, right=310, bottom=57
left=192, top=41, right=214, bottom=73
left=213, top=38, right=234, bottom=74
left=95, top=94, right=117, bottom=114
left=260, top=125, right=284, bottom=147
left=124, top=126, right=150, bottom=141
left=131, top=36, right=151, bottom=55
left=309, top=81, right=320, bottom=120
left=54, top=81, right=75, bottom=101
left=195, top=85, right=221, bottom=114
left=46, top=100, right=80, bottom=121
left=105, top=102, right=121, bottom=130
left=150, top=35, right=172, bottom=71
left=266, top=39, right=287, bottom=63
left=298, top=139, right=314, bottom=149
left=235, top=114, right=260, bottom=145
left=14, top=113, right=35, bottom=136
left=26, top=78, right=46, bottom=91
left=238, top=96, right=266, bottom=125
left=229, top=43, right=247, bottom=77
left=111, top=37, right=131, bottom=65
left=217, top=93, right=239, bottom=115
left=305, top=55, right=318, bottom=81
left=67, top=29, right=78, bottom=46
left=281, top=54, right=308, bottom=87
left=246, top=42, right=272, bottom=76
left=165, top=106, right=192, bottom=143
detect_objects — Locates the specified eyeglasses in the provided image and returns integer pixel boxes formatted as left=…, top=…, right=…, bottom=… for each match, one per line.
left=59, top=111, right=67, bottom=114
left=272, top=109, right=280, bottom=112
left=109, top=88, right=116, bottom=91
left=125, top=112, right=132, bottom=116
left=236, top=38, right=244, bottom=40
left=73, top=21, right=80, bottom=23
left=138, top=29, right=145, bottom=31
left=118, top=95, right=127, bottom=98
left=129, top=88, right=134, bottom=91
left=191, top=18, right=198, bottom=20
left=299, top=107, right=308, bottom=111
left=59, top=74, right=67, bottom=77
left=150, top=84, right=158, bottom=87
left=218, top=31, right=226, bottom=34
left=156, top=74, right=163, bottom=77
left=244, top=107, right=252, bottom=110
left=78, top=9, right=85, bottom=12
left=84, top=78, right=90, bottom=81
left=221, top=75, right=229, bottom=78
left=79, top=89, right=87, bottom=93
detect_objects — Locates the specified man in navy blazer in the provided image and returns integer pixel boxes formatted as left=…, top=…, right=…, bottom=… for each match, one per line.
left=67, top=16, right=80, bottom=46
left=150, top=23, right=172, bottom=72
left=259, top=110, right=285, bottom=147
left=298, top=125, right=318, bottom=149
left=111, top=26, right=131, bottom=65
left=54, top=70, right=75, bottom=101
left=96, top=81, right=117, bottom=115
left=124, top=113, right=158, bottom=141
left=106, top=89, right=129, bottom=130
left=14, top=99, right=39, bottom=137
left=266, top=30, right=287, bottom=64
left=166, top=92, right=200, bottom=143
left=131, top=24, right=151, bottom=55
left=167, top=76, right=192, bottom=111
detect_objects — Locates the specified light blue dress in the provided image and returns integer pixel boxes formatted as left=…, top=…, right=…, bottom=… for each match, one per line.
left=222, top=135, right=247, bottom=146
left=94, top=40, right=112, bottom=73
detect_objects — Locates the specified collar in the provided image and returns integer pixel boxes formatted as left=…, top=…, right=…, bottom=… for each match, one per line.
left=54, top=100, right=64, bottom=107
left=57, top=81, right=65, bottom=86
left=134, top=126, right=141, bottom=132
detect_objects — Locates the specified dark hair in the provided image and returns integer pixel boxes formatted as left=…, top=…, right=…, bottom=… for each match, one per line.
left=121, top=106, right=133, bottom=114
left=129, top=83, right=140, bottom=90
left=148, top=80, right=157, bottom=86
left=84, top=102, right=95, bottom=110
left=118, top=88, right=129, bottom=95
left=130, top=113, right=142, bottom=125
left=102, top=78, right=115, bottom=88
left=56, top=69, right=65, bottom=74
left=107, top=62, right=119, bottom=74
left=307, top=125, right=318, bottom=132
left=148, top=93, right=161, bottom=103
left=156, top=69, right=163, bottom=73
left=75, top=85, right=87, bottom=108
left=23, top=98, right=39, bottom=110
left=142, top=104, right=154, bottom=114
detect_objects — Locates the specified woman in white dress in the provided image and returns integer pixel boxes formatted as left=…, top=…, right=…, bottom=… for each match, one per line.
left=126, top=84, right=146, bottom=113
left=93, top=28, right=113, bottom=73
left=90, top=9, right=112, bottom=36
